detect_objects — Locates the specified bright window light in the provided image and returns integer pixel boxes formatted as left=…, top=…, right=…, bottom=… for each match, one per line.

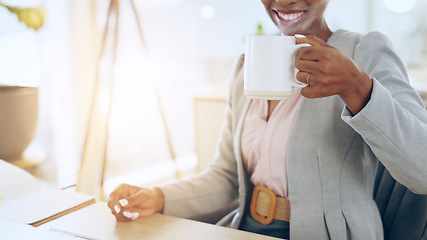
left=384, top=0, right=417, bottom=13
left=200, top=5, right=214, bottom=19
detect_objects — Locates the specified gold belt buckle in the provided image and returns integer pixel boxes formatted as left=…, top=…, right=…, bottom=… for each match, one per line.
left=250, top=185, right=277, bottom=225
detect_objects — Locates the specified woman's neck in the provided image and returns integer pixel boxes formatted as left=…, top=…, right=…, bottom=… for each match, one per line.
left=306, top=18, right=332, bottom=42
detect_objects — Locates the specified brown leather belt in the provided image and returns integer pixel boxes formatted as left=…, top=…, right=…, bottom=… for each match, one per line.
left=250, top=185, right=290, bottom=225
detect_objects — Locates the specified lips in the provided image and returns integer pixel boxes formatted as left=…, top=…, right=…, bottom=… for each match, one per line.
left=275, top=10, right=306, bottom=21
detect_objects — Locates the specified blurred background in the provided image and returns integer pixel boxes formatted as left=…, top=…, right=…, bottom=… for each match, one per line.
left=0, top=0, right=426, bottom=199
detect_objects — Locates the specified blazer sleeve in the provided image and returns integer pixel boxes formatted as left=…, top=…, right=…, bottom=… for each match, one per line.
left=342, top=31, right=427, bottom=194
left=158, top=56, right=244, bottom=219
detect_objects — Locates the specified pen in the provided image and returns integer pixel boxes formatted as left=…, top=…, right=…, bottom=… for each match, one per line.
left=49, top=227, right=102, bottom=240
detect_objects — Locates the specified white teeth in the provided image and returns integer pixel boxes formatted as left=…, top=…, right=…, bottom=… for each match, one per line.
left=277, top=11, right=304, bottom=21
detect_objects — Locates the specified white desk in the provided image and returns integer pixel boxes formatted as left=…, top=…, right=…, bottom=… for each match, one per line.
left=39, top=202, right=280, bottom=240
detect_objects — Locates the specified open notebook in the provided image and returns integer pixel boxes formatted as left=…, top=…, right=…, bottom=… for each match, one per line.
left=0, top=219, right=79, bottom=240
left=0, top=160, right=95, bottom=227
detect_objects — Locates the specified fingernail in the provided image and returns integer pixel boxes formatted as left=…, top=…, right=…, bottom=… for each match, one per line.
left=131, top=212, right=139, bottom=220
left=114, top=204, right=121, bottom=214
left=123, top=211, right=132, bottom=218
left=294, top=34, right=306, bottom=38
left=119, top=199, right=128, bottom=207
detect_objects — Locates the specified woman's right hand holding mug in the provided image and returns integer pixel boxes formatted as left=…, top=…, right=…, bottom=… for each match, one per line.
left=107, top=183, right=165, bottom=221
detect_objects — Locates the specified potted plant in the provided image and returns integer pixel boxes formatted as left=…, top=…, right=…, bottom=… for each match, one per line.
left=0, top=3, right=46, bottom=31
left=0, top=3, right=46, bottom=165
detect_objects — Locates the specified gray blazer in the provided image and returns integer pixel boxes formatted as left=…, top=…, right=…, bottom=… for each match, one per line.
left=159, top=30, right=427, bottom=239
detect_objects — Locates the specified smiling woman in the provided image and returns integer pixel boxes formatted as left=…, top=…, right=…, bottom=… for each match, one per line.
left=106, top=0, right=427, bottom=239
left=2, top=1, right=425, bottom=238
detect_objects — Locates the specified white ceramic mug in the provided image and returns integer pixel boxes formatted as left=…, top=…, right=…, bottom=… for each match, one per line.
left=244, top=35, right=308, bottom=100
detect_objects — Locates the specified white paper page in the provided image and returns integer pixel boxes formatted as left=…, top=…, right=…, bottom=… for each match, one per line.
left=0, top=219, right=78, bottom=240
left=0, top=160, right=42, bottom=202
left=0, top=188, right=94, bottom=225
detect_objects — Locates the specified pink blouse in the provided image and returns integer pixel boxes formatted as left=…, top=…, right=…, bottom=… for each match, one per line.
left=241, top=89, right=302, bottom=198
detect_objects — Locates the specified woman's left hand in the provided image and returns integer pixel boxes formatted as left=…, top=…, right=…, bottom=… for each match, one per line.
left=295, top=35, right=373, bottom=115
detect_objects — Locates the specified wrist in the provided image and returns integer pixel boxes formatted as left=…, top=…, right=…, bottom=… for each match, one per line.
left=153, top=187, right=165, bottom=213
left=340, top=71, right=372, bottom=115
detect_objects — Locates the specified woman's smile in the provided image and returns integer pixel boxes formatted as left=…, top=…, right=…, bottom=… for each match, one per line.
left=261, top=0, right=332, bottom=41
left=274, top=10, right=306, bottom=22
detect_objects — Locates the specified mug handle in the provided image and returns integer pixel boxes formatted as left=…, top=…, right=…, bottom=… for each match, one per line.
left=290, top=43, right=311, bottom=88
